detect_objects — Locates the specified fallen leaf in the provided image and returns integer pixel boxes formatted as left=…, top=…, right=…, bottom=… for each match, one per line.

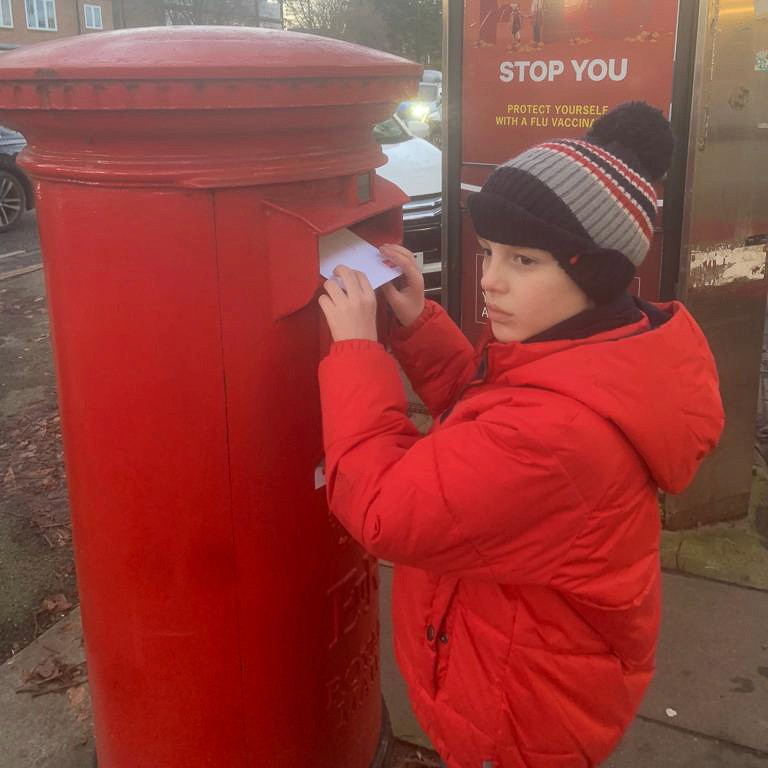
left=29, top=656, right=60, bottom=682
left=41, top=594, right=73, bottom=613
left=68, top=684, right=86, bottom=709
left=17, top=657, right=87, bottom=697
left=69, top=687, right=91, bottom=723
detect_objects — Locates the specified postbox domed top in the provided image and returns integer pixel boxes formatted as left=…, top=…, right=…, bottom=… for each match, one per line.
left=0, top=25, right=421, bottom=82
left=0, top=27, right=422, bottom=188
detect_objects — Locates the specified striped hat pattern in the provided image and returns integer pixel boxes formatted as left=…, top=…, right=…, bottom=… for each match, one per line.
left=467, top=102, right=674, bottom=304
left=504, top=139, right=657, bottom=266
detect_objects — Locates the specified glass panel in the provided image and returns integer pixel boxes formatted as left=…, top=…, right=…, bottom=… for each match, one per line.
left=417, top=83, right=439, bottom=102
left=25, top=0, right=37, bottom=28
left=0, top=0, right=12, bottom=27
left=45, top=0, right=55, bottom=29
left=372, top=118, right=409, bottom=145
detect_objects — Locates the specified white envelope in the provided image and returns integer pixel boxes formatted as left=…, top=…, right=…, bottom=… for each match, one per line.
left=319, top=228, right=402, bottom=290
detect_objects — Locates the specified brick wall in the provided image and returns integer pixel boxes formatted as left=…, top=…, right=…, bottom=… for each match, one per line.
left=0, top=0, right=114, bottom=47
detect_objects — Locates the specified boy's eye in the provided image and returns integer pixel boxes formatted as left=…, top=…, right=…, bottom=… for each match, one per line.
left=513, top=255, right=535, bottom=266
left=480, top=247, right=492, bottom=258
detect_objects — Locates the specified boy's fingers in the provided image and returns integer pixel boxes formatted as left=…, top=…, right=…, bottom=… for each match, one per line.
left=323, top=278, right=346, bottom=303
left=395, top=258, right=422, bottom=288
left=357, top=271, right=375, bottom=298
left=380, top=244, right=416, bottom=261
left=381, top=249, right=421, bottom=282
left=333, top=265, right=362, bottom=297
left=381, top=281, right=404, bottom=305
left=381, top=245, right=420, bottom=268
left=335, top=266, right=376, bottom=301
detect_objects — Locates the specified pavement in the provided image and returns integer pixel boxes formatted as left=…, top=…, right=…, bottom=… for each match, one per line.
left=0, top=608, right=92, bottom=768
left=0, top=569, right=765, bottom=767
left=659, top=454, right=768, bottom=591
left=380, top=566, right=768, bottom=766
left=0, top=211, right=76, bottom=663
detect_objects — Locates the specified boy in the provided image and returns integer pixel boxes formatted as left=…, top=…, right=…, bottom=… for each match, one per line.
left=317, top=102, right=724, bottom=767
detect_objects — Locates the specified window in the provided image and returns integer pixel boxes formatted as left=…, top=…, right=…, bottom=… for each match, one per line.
left=373, top=118, right=410, bottom=145
left=26, top=0, right=57, bottom=30
left=0, top=0, right=13, bottom=28
left=417, top=84, right=440, bottom=102
left=84, top=3, right=102, bottom=29
left=259, top=0, right=281, bottom=16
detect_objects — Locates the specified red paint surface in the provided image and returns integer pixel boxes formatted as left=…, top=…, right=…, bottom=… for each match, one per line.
left=0, top=26, right=416, bottom=768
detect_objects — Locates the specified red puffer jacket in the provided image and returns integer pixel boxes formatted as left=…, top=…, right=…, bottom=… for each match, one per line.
left=318, top=300, right=724, bottom=768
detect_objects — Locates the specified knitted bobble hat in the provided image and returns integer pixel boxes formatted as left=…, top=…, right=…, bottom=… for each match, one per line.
left=467, top=101, right=675, bottom=304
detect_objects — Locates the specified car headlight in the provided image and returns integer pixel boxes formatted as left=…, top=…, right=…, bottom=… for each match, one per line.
left=409, top=103, right=430, bottom=121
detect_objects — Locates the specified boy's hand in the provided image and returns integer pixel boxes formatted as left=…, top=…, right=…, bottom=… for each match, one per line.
left=318, top=266, right=378, bottom=342
left=380, top=244, right=426, bottom=328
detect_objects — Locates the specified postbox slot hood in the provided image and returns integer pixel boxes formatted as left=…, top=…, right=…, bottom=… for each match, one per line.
left=264, top=175, right=408, bottom=321
left=263, top=176, right=408, bottom=237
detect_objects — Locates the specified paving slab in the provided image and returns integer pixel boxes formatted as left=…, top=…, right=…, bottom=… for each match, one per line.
left=659, top=454, right=768, bottom=591
left=0, top=254, right=77, bottom=661
left=380, top=564, right=432, bottom=750
left=0, top=608, right=94, bottom=768
left=606, top=718, right=768, bottom=767
left=639, top=572, right=768, bottom=753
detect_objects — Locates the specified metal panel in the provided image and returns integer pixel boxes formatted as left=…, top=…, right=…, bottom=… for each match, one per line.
left=441, top=0, right=465, bottom=322
left=665, top=0, right=768, bottom=529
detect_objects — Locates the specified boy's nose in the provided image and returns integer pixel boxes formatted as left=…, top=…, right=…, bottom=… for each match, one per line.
left=481, top=266, right=506, bottom=295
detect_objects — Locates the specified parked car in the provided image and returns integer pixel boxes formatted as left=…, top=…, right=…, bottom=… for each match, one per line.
left=421, top=69, right=442, bottom=84
left=374, top=115, right=442, bottom=299
left=396, top=70, right=443, bottom=149
left=426, top=102, right=442, bottom=148
left=0, top=126, right=33, bottom=233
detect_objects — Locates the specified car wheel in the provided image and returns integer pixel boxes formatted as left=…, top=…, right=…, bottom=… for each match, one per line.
left=0, top=169, right=26, bottom=233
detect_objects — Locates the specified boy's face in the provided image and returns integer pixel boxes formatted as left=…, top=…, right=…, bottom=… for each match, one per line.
left=479, top=238, right=594, bottom=343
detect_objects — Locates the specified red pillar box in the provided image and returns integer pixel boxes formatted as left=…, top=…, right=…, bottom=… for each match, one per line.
left=0, top=27, right=419, bottom=768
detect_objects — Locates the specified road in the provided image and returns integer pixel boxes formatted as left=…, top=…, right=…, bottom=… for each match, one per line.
left=0, top=210, right=42, bottom=283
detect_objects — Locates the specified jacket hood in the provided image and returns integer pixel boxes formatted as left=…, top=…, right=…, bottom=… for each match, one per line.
left=487, top=302, right=724, bottom=493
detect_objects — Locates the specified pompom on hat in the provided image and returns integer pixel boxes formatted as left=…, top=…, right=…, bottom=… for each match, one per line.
left=467, top=102, right=675, bottom=304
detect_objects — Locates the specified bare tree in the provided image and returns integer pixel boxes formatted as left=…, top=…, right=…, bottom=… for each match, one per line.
left=284, top=0, right=441, bottom=63
left=112, top=0, right=166, bottom=27
left=283, top=0, right=349, bottom=38
left=163, top=0, right=260, bottom=25
left=343, top=1, right=387, bottom=49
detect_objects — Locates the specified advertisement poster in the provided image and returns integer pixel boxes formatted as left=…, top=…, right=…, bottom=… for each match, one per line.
left=458, top=0, right=681, bottom=337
